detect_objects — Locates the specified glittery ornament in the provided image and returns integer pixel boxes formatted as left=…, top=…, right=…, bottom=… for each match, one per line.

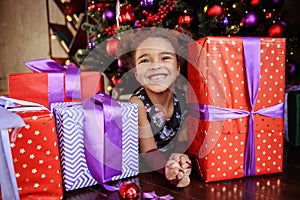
left=119, top=4, right=135, bottom=25
left=119, top=182, right=140, bottom=200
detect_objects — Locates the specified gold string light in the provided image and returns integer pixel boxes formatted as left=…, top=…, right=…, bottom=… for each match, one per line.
left=66, top=15, right=72, bottom=22
left=65, top=60, right=71, bottom=65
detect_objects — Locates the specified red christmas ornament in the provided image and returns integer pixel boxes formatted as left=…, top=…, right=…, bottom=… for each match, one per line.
left=119, top=182, right=140, bottom=200
left=88, top=4, right=96, bottom=11
left=96, top=3, right=105, bottom=12
left=119, top=4, right=135, bottom=24
left=268, top=23, right=285, bottom=37
left=106, top=38, right=120, bottom=56
left=247, top=0, right=261, bottom=6
left=207, top=4, right=224, bottom=18
left=178, top=14, right=193, bottom=28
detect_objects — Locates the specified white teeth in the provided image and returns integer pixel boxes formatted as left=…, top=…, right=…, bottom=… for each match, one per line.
left=149, top=74, right=166, bottom=80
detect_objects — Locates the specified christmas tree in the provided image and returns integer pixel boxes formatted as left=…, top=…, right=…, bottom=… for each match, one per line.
left=75, top=0, right=299, bottom=91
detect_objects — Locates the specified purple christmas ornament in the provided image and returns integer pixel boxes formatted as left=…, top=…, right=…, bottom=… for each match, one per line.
left=102, top=10, right=116, bottom=25
left=118, top=59, right=128, bottom=71
left=241, top=12, right=259, bottom=28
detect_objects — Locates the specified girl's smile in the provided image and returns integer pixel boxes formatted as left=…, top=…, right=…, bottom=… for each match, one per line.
left=148, top=73, right=167, bottom=81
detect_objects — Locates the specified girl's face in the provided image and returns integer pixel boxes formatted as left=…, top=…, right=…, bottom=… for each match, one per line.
left=134, top=37, right=180, bottom=93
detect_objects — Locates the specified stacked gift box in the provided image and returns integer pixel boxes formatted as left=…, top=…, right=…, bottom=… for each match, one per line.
left=1, top=59, right=140, bottom=199
left=0, top=97, right=63, bottom=200
left=187, top=36, right=286, bottom=182
left=8, top=58, right=103, bottom=108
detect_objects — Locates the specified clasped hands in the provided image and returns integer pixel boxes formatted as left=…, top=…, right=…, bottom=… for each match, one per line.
left=165, top=153, right=192, bottom=187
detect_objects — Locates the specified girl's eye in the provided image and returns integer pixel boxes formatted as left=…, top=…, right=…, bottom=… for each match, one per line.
left=139, top=58, right=150, bottom=64
left=162, top=56, right=172, bottom=61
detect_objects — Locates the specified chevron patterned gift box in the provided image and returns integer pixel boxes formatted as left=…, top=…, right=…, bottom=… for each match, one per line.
left=51, top=101, right=139, bottom=191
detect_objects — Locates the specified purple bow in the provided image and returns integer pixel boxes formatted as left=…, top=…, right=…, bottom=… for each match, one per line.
left=83, top=91, right=123, bottom=191
left=23, top=58, right=82, bottom=102
left=189, top=37, right=284, bottom=177
left=142, top=191, right=174, bottom=200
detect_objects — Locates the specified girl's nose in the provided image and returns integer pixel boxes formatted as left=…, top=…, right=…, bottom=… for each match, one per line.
left=149, top=63, right=162, bottom=70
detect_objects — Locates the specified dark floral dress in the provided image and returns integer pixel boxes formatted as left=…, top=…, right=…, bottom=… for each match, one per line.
left=133, top=86, right=187, bottom=149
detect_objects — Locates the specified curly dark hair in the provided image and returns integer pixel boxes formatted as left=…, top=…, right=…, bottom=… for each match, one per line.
left=117, top=27, right=193, bottom=71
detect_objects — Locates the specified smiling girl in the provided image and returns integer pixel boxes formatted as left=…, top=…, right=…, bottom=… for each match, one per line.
left=117, top=27, right=193, bottom=187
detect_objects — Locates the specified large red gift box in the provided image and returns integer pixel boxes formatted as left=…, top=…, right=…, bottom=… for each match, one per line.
left=1, top=107, right=63, bottom=199
left=9, top=71, right=103, bottom=108
left=187, top=37, right=286, bottom=182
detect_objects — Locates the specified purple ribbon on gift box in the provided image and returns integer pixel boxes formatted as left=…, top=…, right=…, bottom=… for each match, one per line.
left=23, top=58, right=82, bottom=106
left=83, top=91, right=123, bottom=191
left=189, top=37, right=284, bottom=177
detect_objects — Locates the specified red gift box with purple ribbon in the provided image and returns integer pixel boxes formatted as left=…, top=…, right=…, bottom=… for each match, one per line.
left=0, top=96, right=63, bottom=200
left=187, top=37, right=286, bottom=182
left=8, top=58, right=103, bottom=108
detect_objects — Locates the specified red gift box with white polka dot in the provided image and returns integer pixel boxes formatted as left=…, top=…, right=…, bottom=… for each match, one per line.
left=1, top=110, right=63, bottom=199
left=187, top=36, right=286, bottom=182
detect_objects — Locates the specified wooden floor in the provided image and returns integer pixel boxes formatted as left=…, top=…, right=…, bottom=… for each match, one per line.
left=63, top=142, right=300, bottom=200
